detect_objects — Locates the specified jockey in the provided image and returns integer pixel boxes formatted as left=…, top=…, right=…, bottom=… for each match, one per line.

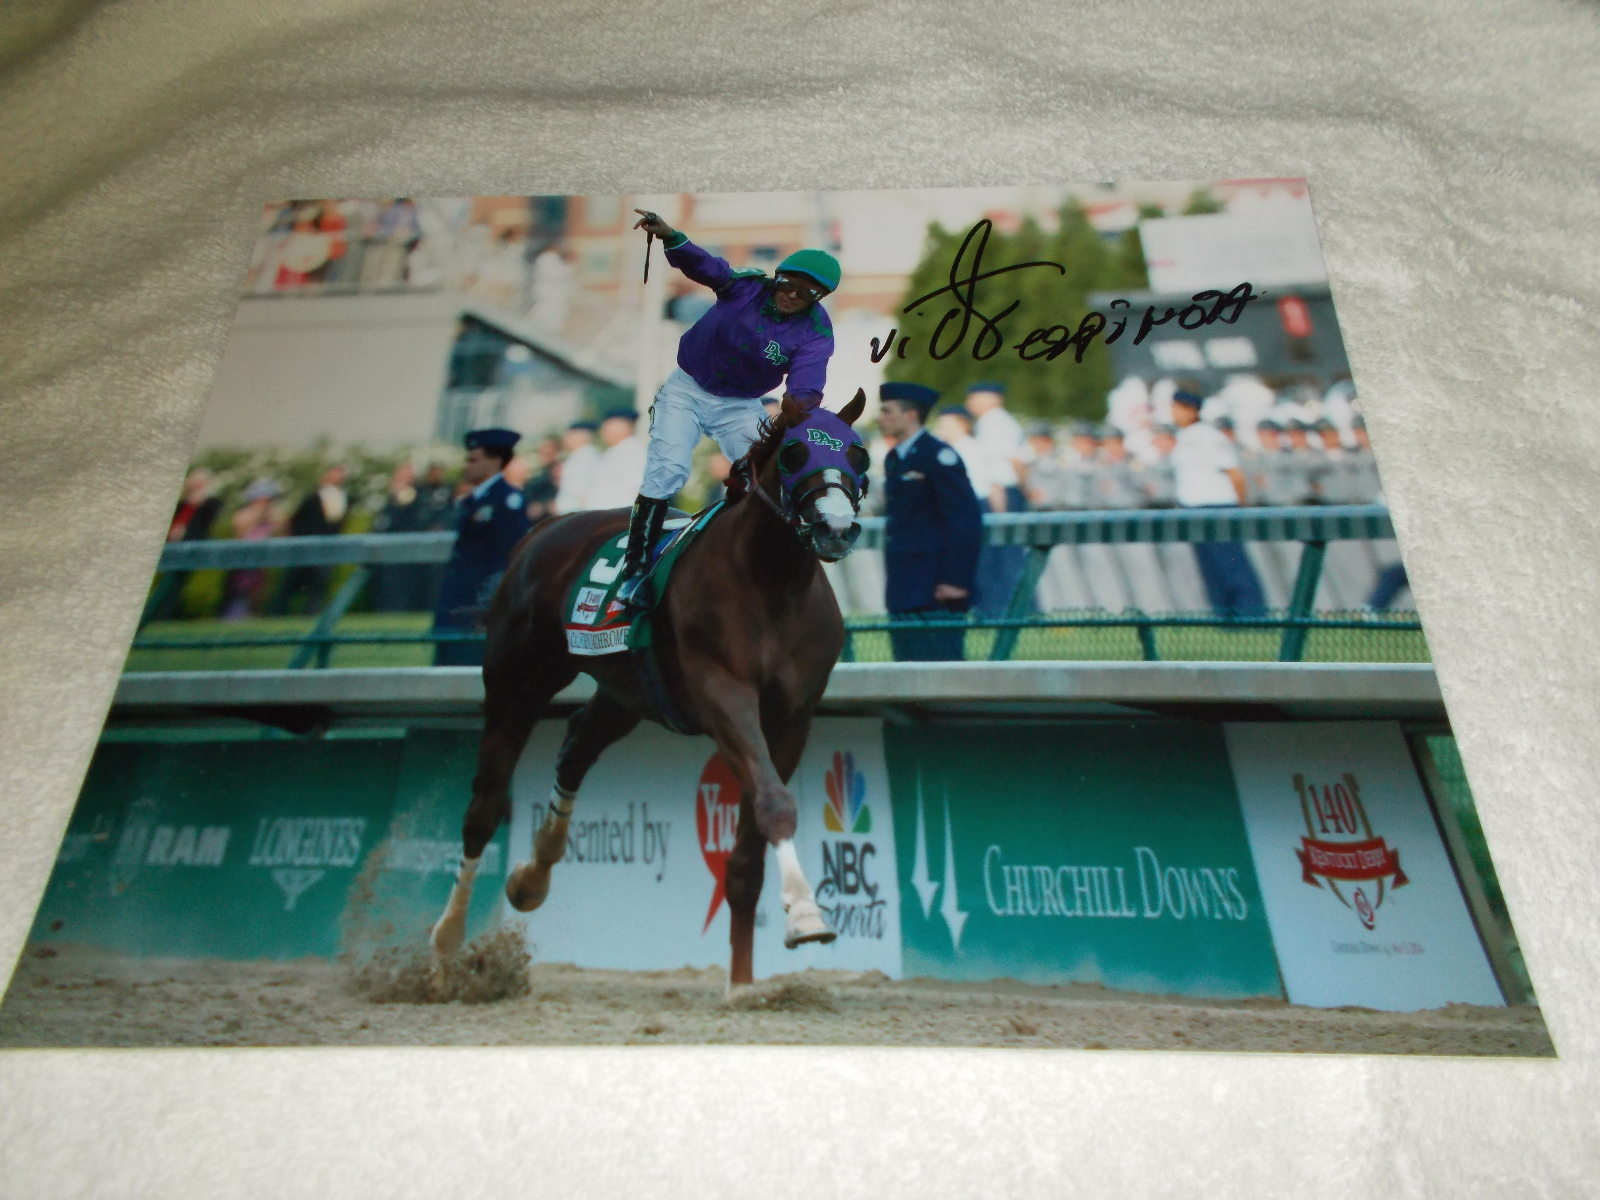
left=618, top=209, right=840, bottom=603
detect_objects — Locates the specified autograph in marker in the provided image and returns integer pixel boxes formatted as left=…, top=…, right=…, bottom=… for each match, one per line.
left=870, top=218, right=1264, bottom=366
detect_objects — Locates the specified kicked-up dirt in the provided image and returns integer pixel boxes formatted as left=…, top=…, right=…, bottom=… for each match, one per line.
left=0, top=941, right=1555, bottom=1056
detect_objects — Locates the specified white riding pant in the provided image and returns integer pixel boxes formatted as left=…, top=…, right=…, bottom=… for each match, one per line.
left=641, top=368, right=767, bottom=501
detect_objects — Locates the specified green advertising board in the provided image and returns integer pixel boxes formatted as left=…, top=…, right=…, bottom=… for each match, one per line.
left=886, top=722, right=1283, bottom=999
left=26, top=728, right=507, bottom=961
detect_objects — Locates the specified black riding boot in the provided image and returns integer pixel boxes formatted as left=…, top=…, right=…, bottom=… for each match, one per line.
left=617, top=494, right=668, bottom=607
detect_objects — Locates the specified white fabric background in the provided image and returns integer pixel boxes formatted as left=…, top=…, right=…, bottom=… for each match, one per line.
left=1, top=0, right=1597, bottom=1193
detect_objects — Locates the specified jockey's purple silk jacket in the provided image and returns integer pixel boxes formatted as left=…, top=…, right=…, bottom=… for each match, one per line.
left=663, top=233, right=834, bottom=403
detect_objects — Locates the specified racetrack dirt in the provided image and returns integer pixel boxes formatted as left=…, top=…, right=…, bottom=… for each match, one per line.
left=0, top=942, right=1554, bottom=1055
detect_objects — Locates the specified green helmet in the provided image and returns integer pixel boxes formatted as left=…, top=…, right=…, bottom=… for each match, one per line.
left=776, top=248, right=841, bottom=293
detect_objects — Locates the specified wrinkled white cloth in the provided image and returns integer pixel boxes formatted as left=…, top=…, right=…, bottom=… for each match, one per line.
left=1, top=1, right=1598, bottom=1195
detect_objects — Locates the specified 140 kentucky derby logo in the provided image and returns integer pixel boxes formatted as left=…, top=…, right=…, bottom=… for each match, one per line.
left=1294, top=772, right=1407, bottom=930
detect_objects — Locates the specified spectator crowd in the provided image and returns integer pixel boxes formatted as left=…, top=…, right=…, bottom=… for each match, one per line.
left=156, top=373, right=1402, bottom=625
left=868, top=375, right=1381, bottom=520
left=245, top=199, right=423, bottom=294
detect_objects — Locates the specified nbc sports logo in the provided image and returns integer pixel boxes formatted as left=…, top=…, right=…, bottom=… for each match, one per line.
left=823, top=751, right=871, bottom=834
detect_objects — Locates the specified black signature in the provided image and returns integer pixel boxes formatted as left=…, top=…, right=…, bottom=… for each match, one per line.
left=870, top=219, right=1262, bottom=366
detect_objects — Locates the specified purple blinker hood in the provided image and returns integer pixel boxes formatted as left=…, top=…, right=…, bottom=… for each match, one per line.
left=775, top=407, right=868, bottom=499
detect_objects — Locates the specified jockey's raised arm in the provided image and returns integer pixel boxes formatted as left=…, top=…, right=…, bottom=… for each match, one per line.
left=617, top=208, right=841, bottom=606
left=661, top=232, right=735, bottom=293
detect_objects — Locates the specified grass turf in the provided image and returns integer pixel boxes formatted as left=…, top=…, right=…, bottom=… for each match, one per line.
left=129, top=611, right=1429, bottom=672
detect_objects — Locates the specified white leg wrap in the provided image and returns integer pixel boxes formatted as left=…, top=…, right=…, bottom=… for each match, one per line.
left=775, top=839, right=835, bottom=950
left=431, top=854, right=480, bottom=959
left=443, top=855, right=480, bottom=917
left=774, top=839, right=812, bottom=911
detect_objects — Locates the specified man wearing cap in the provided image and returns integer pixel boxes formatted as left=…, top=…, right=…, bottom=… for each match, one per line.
left=1060, top=420, right=1102, bottom=510
left=1281, top=418, right=1321, bottom=505
left=621, top=210, right=840, bottom=602
left=1092, top=425, right=1147, bottom=511
left=553, top=420, right=600, bottom=514
left=1169, top=390, right=1267, bottom=618
left=1143, top=424, right=1179, bottom=507
left=432, top=428, right=531, bottom=667
left=1022, top=422, right=1068, bottom=510
left=876, top=383, right=983, bottom=662
left=268, top=463, right=349, bottom=615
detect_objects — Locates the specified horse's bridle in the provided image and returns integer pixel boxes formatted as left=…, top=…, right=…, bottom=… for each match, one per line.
left=733, top=456, right=865, bottom=537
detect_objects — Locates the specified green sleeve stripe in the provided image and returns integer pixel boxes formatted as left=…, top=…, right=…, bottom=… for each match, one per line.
left=663, top=231, right=688, bottom=250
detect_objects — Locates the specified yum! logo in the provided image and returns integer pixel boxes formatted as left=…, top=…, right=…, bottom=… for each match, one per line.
left=696, top=753, right=742, bottom=932
left=1294, top=772, right=1408, bottom=930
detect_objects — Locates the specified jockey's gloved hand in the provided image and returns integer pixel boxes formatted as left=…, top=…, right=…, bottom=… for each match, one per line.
left=632, top=210, right=677, bottom=242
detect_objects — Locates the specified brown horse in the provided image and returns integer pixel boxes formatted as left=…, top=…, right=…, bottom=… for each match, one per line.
left=430, top=390, right=871, bottom=987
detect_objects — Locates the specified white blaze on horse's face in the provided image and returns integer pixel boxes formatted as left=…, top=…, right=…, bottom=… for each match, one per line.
left=800, top=468, right=862, bottom=562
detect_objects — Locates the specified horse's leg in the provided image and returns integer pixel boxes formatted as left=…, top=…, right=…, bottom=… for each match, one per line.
left=694, top=670, right=835, bottom=958
left=430, top=677, right=559, bottom=964
left=725, top=797, right=765, bottom=989
left=505, top=689, right=640, bottom=911
left=725, top=705, right=820, bottom=987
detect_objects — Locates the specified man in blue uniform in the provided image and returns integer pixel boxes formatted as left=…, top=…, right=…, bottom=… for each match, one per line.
left=877, top=382, right=983, bottom=662
left=620, top=209, right=840, bottom=602
left=432, top=427, right=531, bottom=666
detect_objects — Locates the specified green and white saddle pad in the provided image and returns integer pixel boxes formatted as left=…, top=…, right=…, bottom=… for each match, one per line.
left=562, top=504, right=722, bottom=657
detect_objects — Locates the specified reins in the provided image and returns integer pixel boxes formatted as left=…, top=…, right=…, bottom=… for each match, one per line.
left=733, top=456, right=804, bottom=531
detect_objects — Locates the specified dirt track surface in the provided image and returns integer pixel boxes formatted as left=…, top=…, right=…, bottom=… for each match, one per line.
left=0, top=944, right=1554, bottom=1056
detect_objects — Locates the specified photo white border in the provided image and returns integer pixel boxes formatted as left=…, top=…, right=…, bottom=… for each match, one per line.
left=1, top=1, right=1596, bottom=1193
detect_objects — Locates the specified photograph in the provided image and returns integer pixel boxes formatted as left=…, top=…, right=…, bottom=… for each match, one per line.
left=0, top=179, right=1550, bottom=1056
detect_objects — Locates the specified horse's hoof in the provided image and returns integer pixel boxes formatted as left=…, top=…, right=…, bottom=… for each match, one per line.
left=430, top=909, right=466, bottom=960
left=428, top=956, right=451, bottom=998
left=505, top=861, right=552, bottom=912
left=783, top=899, right=837, bottom=949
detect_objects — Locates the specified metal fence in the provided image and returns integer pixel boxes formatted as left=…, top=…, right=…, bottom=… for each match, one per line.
left=137, top=505, right=1420, bottom=668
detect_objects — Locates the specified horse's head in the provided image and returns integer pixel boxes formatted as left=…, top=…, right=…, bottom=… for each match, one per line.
left=737, top=389, right=870, bottom=562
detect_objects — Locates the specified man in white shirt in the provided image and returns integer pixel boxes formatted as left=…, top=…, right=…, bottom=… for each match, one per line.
left=961, top=382, right=1033, bottom=617
left=1170, top=390, right=1266, bottom=617
left=552, top=420, right=601, bottom=513
left=932, top=409, right=996, bottom=503
left=584, top=408, right=647, bottom=510
left=963, top=381, right=1031, bottom=505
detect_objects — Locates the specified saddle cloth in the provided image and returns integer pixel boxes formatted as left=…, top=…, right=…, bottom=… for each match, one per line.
left=562, top=502, right=723, bottom=657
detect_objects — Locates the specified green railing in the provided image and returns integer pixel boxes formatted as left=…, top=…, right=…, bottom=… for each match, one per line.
left=136, top=505, right=1417, bottom=667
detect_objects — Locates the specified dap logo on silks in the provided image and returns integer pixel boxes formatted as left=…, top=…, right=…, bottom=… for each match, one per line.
left=823, top=750, right=871, bottom=834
